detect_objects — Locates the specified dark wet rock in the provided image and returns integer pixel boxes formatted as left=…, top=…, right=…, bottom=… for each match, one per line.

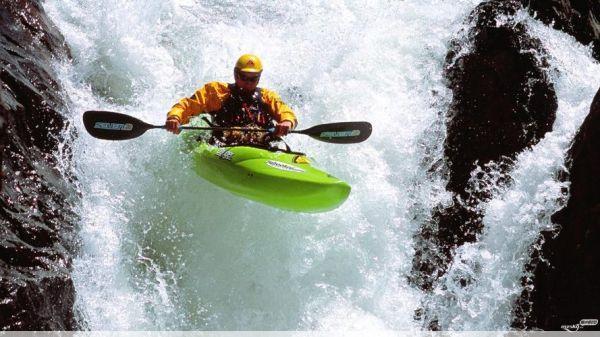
left=513, top=87, right=600, bottom=331
left=0, top=0, right=79, bottom=330
left=520, top=0, right=600, bottom=61
left=410, top=0, right=557, bottom=295
left=0, top=108, right=6, bottom=190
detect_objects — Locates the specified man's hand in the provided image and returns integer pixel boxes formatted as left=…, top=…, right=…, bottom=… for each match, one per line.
left=165, top=117, right=181, bottom=134
left=273, top=120, right=293, bottom=137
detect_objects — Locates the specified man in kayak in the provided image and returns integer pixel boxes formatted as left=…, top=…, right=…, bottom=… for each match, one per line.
left=165, top=54, right=297, bottom=146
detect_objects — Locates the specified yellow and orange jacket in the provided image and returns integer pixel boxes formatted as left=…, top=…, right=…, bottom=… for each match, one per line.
left=167, top=81, right=297, bottom=128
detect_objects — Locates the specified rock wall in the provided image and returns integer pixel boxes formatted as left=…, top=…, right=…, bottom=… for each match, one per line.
left=521, top=0, right=600, bottom=61
left=411, top=0, right=557, bottom=295
left=512, top=0, right=600, bottom=331
left=514, top=88, right=600, bottom=331
left=0, top=0, right=78, bottom=330
left=0, top=109, right=6, bottom=189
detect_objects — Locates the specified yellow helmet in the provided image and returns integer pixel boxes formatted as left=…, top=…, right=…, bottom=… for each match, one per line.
left=235, top=54, right=263, bottom=73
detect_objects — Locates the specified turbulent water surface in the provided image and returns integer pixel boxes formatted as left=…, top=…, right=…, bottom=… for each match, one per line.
left=43, top=0, right=599, bottom=330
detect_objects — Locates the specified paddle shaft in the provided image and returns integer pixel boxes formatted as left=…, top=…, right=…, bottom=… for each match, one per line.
left=178, top=125, right=274, bottom=133
left=155, top=124, right=310, bottom=135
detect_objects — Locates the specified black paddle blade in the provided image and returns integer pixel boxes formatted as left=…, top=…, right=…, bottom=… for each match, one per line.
left=297, top=121, right=372, bottom=144
left=83, top=110, right=157, bottom=140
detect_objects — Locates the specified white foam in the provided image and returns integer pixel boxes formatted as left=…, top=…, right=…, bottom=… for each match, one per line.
left=43, top=0, right=600, bottom=331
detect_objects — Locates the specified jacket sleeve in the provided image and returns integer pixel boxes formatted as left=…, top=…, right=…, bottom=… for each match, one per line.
left=261, top=89, right=298, bottom=128
left=167, top=82, right=229, bottom=124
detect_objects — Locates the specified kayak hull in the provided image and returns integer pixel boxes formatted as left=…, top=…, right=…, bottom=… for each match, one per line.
left=192, top=144, right=350, bottom=212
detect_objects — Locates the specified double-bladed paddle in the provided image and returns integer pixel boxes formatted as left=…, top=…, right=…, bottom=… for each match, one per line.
left=83, top=110, right=372, bottom=144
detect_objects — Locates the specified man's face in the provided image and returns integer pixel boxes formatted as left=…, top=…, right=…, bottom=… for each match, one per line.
left=234, top=70, right=261, bottom=92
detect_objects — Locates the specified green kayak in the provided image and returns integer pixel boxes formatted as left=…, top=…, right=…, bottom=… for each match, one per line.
left=191, top=143, right=351, bottom=212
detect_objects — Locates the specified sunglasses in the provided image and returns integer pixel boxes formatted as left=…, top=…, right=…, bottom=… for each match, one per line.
left=237, top=72, right=261, bottom=83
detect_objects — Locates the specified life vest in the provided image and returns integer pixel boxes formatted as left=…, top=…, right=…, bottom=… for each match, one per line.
left=212, top=84, right=274, bottom=128
left=208, top=84, right=276, bottom=146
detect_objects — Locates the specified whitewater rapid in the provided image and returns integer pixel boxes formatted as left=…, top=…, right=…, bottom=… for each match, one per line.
left=44, top=0, right=599, bottom=330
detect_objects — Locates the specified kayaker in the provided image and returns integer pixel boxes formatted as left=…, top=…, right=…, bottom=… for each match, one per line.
left=165, top=54, right=297, bottom=146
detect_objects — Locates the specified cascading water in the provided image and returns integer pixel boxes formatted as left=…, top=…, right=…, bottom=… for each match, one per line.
left=43, top=0, right=599, bottom=330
